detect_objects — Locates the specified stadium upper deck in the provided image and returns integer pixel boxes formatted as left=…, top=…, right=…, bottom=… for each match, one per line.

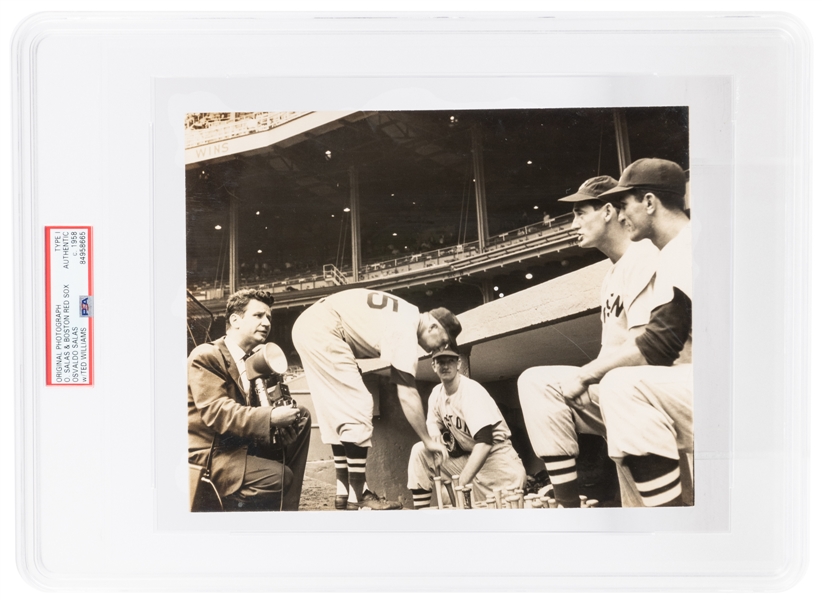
left=185, top=108, right=688, bottom=318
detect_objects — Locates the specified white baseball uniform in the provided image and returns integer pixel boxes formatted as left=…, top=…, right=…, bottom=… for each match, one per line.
left=407, top=375, right=526, bottom=500
left=599, top=223, right=693, bottom=463
left=517, top=239, right=658, bottom=506
left=292, top=289, right=421, bottom=446
left=518, top=239, right=659, bottom=458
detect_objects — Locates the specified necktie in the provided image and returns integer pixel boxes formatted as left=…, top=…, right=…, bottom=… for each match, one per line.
left=239, top=352, right=253, bottom=396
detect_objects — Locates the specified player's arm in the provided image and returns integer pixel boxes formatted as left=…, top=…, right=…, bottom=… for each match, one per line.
left=457, top=424, right=495, bottom=487
left=393, top=374, right=448, bottom=460
left=427, top=421, right=443, bottom=445
left=188, top=347, right=272, bottom=442
left=561, top=288, right=691, bottom=404
left=584, top=287, right=691, bottom=381
left=424, top=388, right=444, bottom=442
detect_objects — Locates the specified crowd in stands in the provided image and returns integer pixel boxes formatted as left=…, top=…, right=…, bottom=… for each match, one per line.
left=188, top=213, right=573, bottom=298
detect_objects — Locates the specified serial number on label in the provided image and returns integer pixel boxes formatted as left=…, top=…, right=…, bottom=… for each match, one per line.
left=46, top=226, right=94, bottom=386
left=71, top=229, right=88, bottom=265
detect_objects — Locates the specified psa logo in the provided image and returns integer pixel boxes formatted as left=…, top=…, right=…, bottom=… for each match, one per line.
left=79, top=296, right=93, bottom=317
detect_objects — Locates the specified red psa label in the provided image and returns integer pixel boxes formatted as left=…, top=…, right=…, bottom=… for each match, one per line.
left=45, top=226, right=93, bottom=386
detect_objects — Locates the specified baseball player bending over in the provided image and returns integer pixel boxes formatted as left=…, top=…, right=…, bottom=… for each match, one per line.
left=563, top=159, right=693, bottom=507
left=517, top=175, right=658, bottom=508
left=292, top=289, right=456, bottom=510
left=408, top=348, right=526, bottom=508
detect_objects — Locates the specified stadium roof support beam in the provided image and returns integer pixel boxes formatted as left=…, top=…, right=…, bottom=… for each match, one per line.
left=228, top=191, right=238, bottom=295
left=349, top=166, right=361, bottom=283
left=471, top=125, right=490, bottom=253
left=613, top=108, right=632, bottom=173
left=481, top=280, right=493, bottom=304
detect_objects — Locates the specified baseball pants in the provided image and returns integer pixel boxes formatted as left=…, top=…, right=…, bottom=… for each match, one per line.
left=517, top=365, right=607, bottom=457
left=517, top=365, right=645, bottom=507
left=223, top=407, right=312, bottom=511
left=407, top=441, right=526, bottom=500
left=292, top=301, right=374, bottom=447
left=598, top=364, right=693, bottom=462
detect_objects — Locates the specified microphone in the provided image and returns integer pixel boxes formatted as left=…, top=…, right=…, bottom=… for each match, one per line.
left=245, top=343, right=291, bottom=408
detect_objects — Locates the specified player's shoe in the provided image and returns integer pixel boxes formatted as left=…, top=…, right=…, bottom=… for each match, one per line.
left=536, top=484, right=555, bottom=498
left=335, top=495, right=349, bottom=510
left=347, top=490, right=402, bottom=510
left=524, top=471, right=551, bottom=495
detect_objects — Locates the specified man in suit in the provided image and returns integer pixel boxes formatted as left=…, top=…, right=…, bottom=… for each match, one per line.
left=188, top=289, right=311, bottom=511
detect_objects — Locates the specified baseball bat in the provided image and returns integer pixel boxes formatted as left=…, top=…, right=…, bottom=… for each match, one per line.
left=444, top=480, right=456, bottom=507
left=462, top=484, right=473, bottom=509
left=433, top=476, right=444, bottom=510
left=454, top=486, right=465, bottom=509
left=486, top=494, right=497, bottom=509
left=433, top=467, right=445, bottom=510
left=493, top=488, right=503, bottom=509
left=452, top=475, right=464, bottom=508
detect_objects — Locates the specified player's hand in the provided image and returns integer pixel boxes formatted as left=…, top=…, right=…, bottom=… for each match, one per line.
left=277, top=424, right=298, bottom=446
left=270, top=406, right=300, bottom=428
left=424, top=439, right=448, bottom=466
left=557, top=375, right=589, bottom=409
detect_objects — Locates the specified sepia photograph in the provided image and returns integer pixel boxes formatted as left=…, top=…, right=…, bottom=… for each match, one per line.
left=184, top=107, right=692, bottom=513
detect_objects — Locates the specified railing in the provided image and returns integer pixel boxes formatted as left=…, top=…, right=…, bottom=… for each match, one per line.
left=186, top=291, right=215, bottom=352
left=357, top=213, right=574, bottom=281
left=323, top=264, right=349, bottom=286
left=192, top=213, right=576, bottom=299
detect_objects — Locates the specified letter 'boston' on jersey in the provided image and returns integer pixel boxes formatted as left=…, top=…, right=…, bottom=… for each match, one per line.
left=600, top=239, right=658, bottom=350
left=325, top=289, right=422, bottom=378
left=428, top=377, right=512, bottom=455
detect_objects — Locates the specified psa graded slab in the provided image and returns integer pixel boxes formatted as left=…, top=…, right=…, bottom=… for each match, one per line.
left=11, top=11, right=811, bottom=593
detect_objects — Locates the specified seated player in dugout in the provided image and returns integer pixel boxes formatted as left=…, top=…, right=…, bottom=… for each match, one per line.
left=292, top=289, right=458, bottom=510
left=188, top=289, right=312, bottom=511
left=407, top=348, right=526, bottom=509
left=560, top=158, right=693, bottom=508
left=517, top=174, right=659, bottom=508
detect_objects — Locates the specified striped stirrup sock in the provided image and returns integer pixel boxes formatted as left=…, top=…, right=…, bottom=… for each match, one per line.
left=331, top=444, right=349, bottom=497
left=342, top=442, right=368, bottom=504
left=623, top=454, right=683, bottom=507
left=410, top=488, right=432, bottom=509
left=543, top=455, right=580, bottom=508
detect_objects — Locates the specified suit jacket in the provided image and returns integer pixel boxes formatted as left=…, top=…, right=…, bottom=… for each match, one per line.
left=188, top=337, right=272, bottom=497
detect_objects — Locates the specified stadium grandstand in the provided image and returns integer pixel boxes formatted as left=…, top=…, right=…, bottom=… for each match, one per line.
left=185, top=108, right=688, bottom=352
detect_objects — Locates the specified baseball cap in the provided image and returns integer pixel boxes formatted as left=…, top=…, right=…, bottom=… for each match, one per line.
left=557, top=175, right=618, bottom=203
left=598, top=158, right=687, bottom=199
left=428, top=307, right=462, bottom=353
left=431, top=347, right=460, bottom=361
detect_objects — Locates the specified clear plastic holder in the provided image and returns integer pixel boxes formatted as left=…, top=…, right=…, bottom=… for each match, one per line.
left=11, top=11, right=811, bottom=592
